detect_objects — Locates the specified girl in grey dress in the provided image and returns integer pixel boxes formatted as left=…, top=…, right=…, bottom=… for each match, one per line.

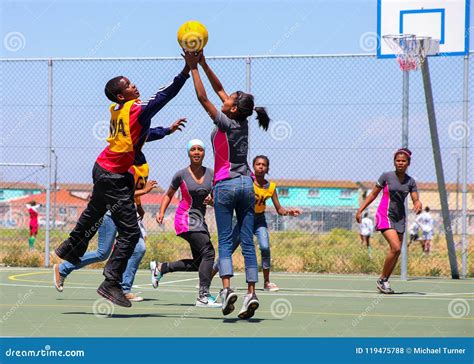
left=356, top=148, right=422, bottom=294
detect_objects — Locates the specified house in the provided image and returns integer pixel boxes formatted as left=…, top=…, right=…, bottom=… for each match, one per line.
left=267, top=179, right=360, bottom=232
left=0, top=182, right=43, bottom=202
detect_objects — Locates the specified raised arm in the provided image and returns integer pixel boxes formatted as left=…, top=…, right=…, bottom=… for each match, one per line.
left=199, top=53, right=228, bottom=103
left=139, top=65, right=190, bottom=122
left=356, top=186, right=382, bottom=223
left=156, top=187, right=177, bottom=224
left=184, top=51, right=218, bottom=120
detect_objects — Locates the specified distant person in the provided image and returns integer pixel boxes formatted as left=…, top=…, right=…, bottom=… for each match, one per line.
left=359, top=212, right=374, bottom=256
left=356, top=148, right=422, bottom=294
left=26, top=201, right=40, bottom=250
left=416, top=206, right=434, bottom=255
left=408, top=221, right=421, bottom=249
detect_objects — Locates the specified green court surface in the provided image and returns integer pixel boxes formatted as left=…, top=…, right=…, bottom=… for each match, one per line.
left=0, top=268, right=472, bottom=337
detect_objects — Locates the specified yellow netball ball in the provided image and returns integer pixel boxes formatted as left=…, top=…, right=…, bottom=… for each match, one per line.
left=177, top=20, right=208, bottom=52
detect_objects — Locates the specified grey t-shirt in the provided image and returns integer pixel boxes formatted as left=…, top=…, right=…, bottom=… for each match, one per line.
left=376, top=171, right=417, bottom=223
left=211, top=110, right=251, bottom=183
left=170, top=167, right=213, bottom=234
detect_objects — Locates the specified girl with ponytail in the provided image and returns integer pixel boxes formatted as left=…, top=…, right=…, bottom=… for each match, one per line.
left=184, top=50, right=271, bottom=319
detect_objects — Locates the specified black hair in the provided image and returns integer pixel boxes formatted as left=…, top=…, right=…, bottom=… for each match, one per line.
left=233, top=91, right=271, bottom=131
left=105, top=76, right=125, bottom=103
left=363, top=212, right=368, bottom=218
left=394, top=147, right=412, bottom=162
left=253, top=155, right=270, bottom=169
left=425, top=206, right=430, bottom=212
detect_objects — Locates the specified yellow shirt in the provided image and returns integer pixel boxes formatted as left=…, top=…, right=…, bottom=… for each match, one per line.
left=130, top=163, right=149, bottom=205
left=254, top=181, right=276, bottom=214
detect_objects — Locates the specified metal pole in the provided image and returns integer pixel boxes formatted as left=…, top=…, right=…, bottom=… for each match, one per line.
left=246, top=56, right=252, bottom=154
left=420, top=57, right=459, bottom=279
left=461, top=54, right=469, bottom=278
left=455, top=155, right=460, bottom=236
left=45, top=59, right=53, bottom=268
left=400, top=70, right=409, bottom=280
left=52, top=149, right=58, bottom=229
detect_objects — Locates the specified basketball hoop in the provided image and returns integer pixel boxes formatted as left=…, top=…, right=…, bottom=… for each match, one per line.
left=382, top=34, right=440, bottom=71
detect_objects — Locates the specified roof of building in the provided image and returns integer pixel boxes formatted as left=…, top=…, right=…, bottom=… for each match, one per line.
left=272, top=179, right=360, bottom=189
left=0, top=181, right=43, bottom=190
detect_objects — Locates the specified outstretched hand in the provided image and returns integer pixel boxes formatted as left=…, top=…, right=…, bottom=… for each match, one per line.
left=169, top=118, right=187, bottom=133
left=183, top=50, right=202, bottom=69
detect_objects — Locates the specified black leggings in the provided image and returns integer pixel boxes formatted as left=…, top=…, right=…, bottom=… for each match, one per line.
left=161, top=231, right=215, bottom=289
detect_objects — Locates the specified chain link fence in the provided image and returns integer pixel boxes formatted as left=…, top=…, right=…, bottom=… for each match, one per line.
left=1, top=53, right=472, bottom=277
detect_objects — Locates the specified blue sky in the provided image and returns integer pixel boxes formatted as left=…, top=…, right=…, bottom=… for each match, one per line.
left=2, top=0, right=384, bottom=58
left=1, top=0, right=472, bottom=188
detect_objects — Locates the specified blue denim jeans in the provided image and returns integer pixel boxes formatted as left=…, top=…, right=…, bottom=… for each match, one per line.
left=214, top=213, right=270, bottom=271
left=59, top=212, right=115, bottom=277
left=121, top=236, right=146, bottom=293
left=59, top=212, right=146, bottom=292
left=214, top=176, right=258, bottom=283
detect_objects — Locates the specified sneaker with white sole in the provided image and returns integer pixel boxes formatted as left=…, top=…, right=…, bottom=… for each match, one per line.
left=124, top=293, right=144, bottom=302
left=238, top=293, right=260, bottom=319
left=150, top=261, right=162, bottom=289
left=53, top=264, right=66, bottom=293
left=196, top=294, right=222, bottom=308
left=220, top=288, right=238, bottom=316
left=264, top=282, right=279, bottom=292
left=376, top=278, right=394, bottom=294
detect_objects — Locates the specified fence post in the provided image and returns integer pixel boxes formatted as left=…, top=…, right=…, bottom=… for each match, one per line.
left=45, top=59, right=53, bottom=267
left=400, top=70, right=409, bottom=280
left=461, top=54, right=469, bottom=278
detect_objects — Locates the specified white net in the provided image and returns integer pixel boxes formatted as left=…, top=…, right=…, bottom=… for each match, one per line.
left=383, top=34, right=438, bottom=71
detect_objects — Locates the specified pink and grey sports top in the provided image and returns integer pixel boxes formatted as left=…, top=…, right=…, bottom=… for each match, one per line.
left=171, top=167, right=213, bottom=235
left=375, top=171, right=417, bottom=232
left=211, top=111, right=251, bottom=184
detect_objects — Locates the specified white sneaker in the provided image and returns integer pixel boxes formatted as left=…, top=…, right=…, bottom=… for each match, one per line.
left=125, top=292, right=144, bottom=302
left=264, top=282, right=279, bottom=292
left=150, top=261, right=162, bottom=289
left=238, top=293, right=260, bottom=319
left=376, top=278, right=394, bottom=294
left=219, top=288, right=238, bottom=316
left=196, top=294, right=222, bottom=308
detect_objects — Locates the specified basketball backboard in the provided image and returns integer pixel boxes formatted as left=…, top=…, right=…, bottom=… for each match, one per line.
left=377, top=0, right=470, bottom=58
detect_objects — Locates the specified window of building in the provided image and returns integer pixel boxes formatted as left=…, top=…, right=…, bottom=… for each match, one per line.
left=279, top=188, right=289, bottom=197
left=308, top=188, right=320, bottom=198
left=340, top=189, right=353, bottom=198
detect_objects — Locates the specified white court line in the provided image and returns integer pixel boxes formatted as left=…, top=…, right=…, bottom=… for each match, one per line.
left=1, top=282, right=472, bottom=301
left=134, top=277, right=198, bottom=287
